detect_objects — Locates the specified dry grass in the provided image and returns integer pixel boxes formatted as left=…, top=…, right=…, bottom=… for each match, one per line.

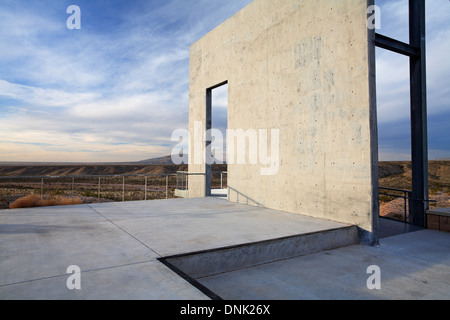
left=9, top=194, right=82, bottom=209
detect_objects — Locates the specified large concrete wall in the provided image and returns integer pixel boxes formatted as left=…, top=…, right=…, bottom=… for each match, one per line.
left=188, top=0, right=378, bottom=243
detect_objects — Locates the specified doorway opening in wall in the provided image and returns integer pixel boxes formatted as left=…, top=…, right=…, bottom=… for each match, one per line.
left=206, top=82, right=228, bottom=198
left=375, top=48, right=420, bottom=237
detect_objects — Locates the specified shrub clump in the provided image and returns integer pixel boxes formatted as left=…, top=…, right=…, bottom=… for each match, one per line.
left=9, top=195, right=83, bottom=209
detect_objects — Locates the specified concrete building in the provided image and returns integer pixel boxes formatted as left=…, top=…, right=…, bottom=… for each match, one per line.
left=187, top=0, right=379, bottom=244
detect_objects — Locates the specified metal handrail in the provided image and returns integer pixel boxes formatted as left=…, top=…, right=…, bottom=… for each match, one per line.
left=175, top=171, right=228, bottom=191
left=0, top=173, right=177, bottom=180
left=0, top=173, right=180, bottom=207
left=176, top=171, right=206, bottom=191
left=379, top=186, right=437, bottom=203
left=379, top=186, right=412, bottom=194
left=378, top=186, right=436, bottom=223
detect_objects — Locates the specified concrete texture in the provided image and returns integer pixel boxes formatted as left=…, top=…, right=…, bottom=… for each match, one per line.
left=0, top=198, right=351, bottom=300
left=1, top=198, right=448, bottom=300
left=188, top=0, right=378, bottom=241
left=165, top=226, right=359, bottom=279
left=198, top=230, right=450, bottom=300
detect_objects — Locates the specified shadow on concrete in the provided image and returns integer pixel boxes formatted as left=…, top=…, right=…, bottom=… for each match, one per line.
left=379, top=217, right=424, bottom=239
left=0, top=224, right=93, bottom=235
left=227, top=186, right=264, bottom=207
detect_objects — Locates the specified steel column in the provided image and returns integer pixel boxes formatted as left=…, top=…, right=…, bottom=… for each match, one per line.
left=408, top=0, right=428, bottom=227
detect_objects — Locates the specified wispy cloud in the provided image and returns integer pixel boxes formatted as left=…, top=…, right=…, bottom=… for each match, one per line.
left=0, top=0, right=253, bottom=162
left=0, top=0, right=448, bottom=162
left=375, top=0, right=450, bottom=160
left=0, top=80, right=99, bottom=107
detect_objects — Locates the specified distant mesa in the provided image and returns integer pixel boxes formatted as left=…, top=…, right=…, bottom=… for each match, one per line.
left=138, top=154, right=225, bottom=165
left=137, top=155, right=176, bottom=165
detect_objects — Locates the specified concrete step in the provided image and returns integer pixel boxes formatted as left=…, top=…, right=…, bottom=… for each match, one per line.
left=159, top=225, right=359, bottom=280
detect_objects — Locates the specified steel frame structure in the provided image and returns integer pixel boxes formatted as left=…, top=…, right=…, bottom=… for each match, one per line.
left=374, top=0, right=428, bottom=227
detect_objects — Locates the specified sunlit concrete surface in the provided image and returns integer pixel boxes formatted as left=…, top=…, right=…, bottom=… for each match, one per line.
left=198, top=230, right=450, bottom=300
left=0, top=198, right=448, bottom=300
left=0, top=197, right=351, bottom=300
left=210, top=189, right=227, bottom=198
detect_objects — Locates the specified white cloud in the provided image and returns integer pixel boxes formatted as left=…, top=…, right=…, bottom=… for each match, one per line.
left=375, top=0, right=450, bottom=124
left=0, top=80, right=99, bottom=107
left=0, top=0, right=448, bottom=162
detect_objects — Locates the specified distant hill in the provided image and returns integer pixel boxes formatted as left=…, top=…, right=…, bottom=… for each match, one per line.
left=379, top=161, right=450, bottom=190
left=0, top=155, right=177, bottom=167
left=137, top=155, right=175, bottom=165
left=0, top=155, right=183, bottom=177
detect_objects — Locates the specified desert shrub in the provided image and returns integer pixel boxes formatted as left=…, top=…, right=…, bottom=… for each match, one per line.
left=10, top=195, right=82, bottom=209
left=9, top=195, right=41, bottom=209
left=429, top=187, right=443, bottom=195
left=43, top=197, right=83, bottom=207
left=379, top=194, right=395, bottom=203
left=81, top=190, right=96, bottom=197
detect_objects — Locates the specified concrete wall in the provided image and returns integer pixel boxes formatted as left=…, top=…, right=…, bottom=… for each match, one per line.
left=188, top=0, right=378, bottom=243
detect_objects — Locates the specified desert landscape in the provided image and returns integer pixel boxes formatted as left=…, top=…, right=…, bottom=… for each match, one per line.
left=378, top=161, right=450, bottom=220
left=0, top=161, right=448, bottom=223
left=0, top=162, right=227, bottom=210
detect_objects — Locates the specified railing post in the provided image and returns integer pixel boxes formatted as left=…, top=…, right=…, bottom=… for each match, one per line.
left=41, top=178, right=44, bottom=207
left=9, top=178, right=12, bottom=205
left=404, top=191, right=408, bottom=223
left=122, top=176, right=125, bottom=202
left=145, top=176, right=148, bottom=201
left=98, top=177, right=101, bottom=203
left=408, top=191, right=413, bottom=223
left=181, top=172, right=184, bottom=190
left=72, top=177, right=75, bottom=205
left=166, top=175, right=168, bottom=199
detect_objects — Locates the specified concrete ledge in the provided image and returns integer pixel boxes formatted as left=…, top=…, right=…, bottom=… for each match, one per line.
left=427, top=208, right=450, bottom=233
left=162, top=225, right=359, bottom=279
left=427, top=207, right=450, bottom=217
left=174, top=189, right=188, bottom=198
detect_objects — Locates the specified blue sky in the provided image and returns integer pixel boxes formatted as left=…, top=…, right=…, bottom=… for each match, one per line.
left=375, top=0, right=450, bottom=160
left=0, top=0, right=448, bottom=162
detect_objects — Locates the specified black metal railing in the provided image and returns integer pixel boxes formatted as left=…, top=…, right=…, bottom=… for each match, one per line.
left=378, top=186, right=436, bottom=223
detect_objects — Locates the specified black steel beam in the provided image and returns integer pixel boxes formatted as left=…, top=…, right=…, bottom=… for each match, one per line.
left=374, top=33, right=420, bottom=58
left=409, top=0, right=429, bottom=227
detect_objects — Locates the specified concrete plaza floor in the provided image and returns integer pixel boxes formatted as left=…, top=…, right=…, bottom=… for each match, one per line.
left=0, top=197, right=449, bottom=300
